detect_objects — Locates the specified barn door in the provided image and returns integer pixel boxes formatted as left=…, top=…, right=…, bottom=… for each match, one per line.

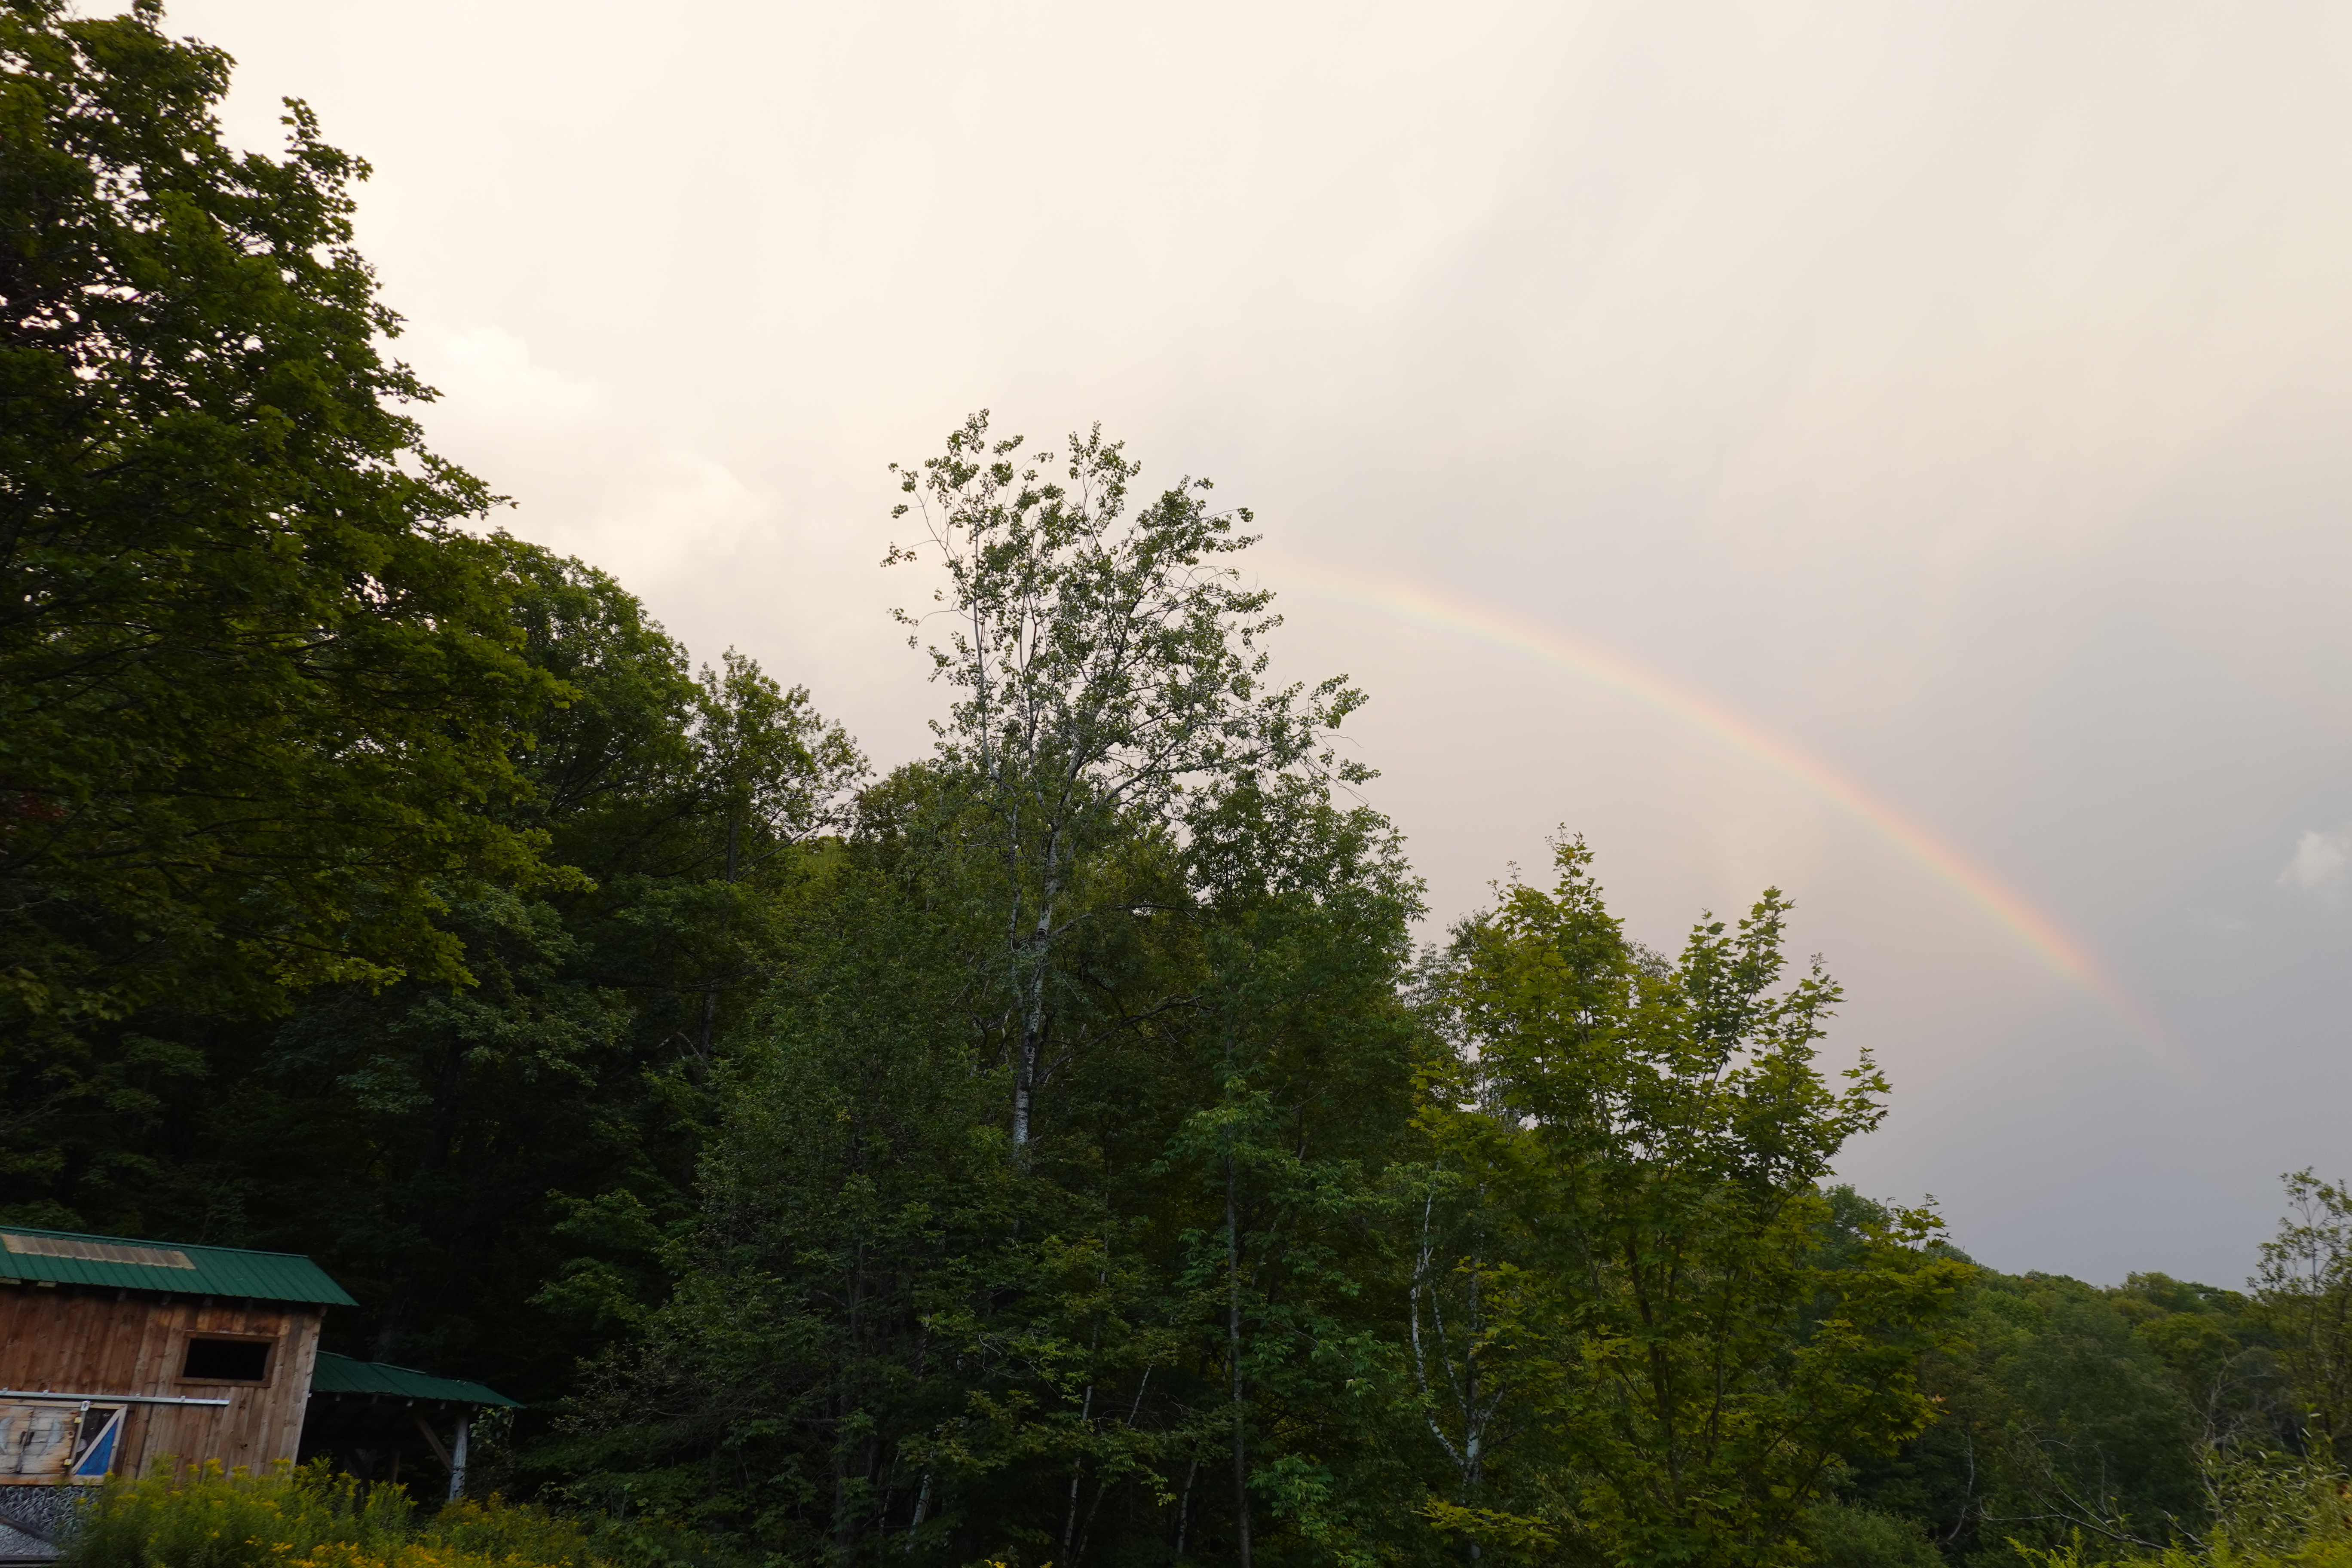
left=0, top=1402, right=125, bottom=1484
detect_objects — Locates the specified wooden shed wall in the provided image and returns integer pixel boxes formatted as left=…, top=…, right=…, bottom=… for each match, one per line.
left=0, top=1284, right=322, bottom=1479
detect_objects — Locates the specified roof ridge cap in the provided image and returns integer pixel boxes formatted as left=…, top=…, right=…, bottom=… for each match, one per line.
left=0, top=1223, right=319, bottom=1260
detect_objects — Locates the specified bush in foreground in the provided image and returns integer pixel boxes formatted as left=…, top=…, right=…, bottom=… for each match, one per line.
left=2013, top=1451, right=2352, bottom=1568
left=63, top=1463, right=591, bottom=1568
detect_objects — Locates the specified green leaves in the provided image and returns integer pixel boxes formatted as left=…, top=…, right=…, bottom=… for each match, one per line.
left=885, top=411, right=1368, bottom=1151
left=1, top=1, right=562, bottom=1221
left=1420, top=837, right=1968, bottom=1568
left=2255, top=1170, right=2352, bottom=1444
left=889, top=413, right=1360, bottom=804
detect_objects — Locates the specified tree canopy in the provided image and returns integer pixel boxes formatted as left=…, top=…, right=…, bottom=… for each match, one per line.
left=2, top=0, right=555, bottom=1219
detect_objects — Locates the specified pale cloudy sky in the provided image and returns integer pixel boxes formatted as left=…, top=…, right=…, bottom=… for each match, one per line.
left=165, top=0, right=2352, bottom=1286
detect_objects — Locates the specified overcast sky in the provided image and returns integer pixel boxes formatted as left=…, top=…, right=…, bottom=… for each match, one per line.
left=164, top=0, right=2352, bottom=1286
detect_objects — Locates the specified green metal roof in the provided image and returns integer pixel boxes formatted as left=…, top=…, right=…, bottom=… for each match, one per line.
left=0, top=1225, right=356, bottom=1307
left=308, top=1352, right=519, bottom=1408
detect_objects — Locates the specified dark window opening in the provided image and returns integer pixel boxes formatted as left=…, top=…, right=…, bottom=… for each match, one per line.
left=182, top=1338, right=270, bottom=1381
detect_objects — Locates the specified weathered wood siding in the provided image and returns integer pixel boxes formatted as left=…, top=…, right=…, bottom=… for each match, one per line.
left=0, top=1283, right=322, bottom=1479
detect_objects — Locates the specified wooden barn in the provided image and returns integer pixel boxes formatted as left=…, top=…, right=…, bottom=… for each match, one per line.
left=0, top=1225, right=515, bottom=1562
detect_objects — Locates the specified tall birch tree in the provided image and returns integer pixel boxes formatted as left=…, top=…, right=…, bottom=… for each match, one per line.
left=887, top=411, right=1364, bottom=1151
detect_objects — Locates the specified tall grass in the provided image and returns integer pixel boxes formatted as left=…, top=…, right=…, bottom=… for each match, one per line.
left=61, top=1463, right=590, bottom=1568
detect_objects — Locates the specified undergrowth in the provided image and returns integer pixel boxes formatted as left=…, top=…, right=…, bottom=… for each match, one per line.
left=59, top=1461, right=684, bottom=1568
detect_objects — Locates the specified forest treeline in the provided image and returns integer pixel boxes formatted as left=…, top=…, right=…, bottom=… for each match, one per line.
left=9, top=6, right=2352, bottom=1567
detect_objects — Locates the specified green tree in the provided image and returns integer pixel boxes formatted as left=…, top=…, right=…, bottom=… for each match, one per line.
left=2256, top=1170, right=2352, bottom=1447
left=1, top=0, right=555, bottom=1221
left=181, top=545, right=846, bottom=1400
left=565, top=425, right=1447, bottom=1568
left=681, top=649, right=864, bottom=1064
left=1164, top=775, right=1431, bottom=1568
left=885, top=411, right=1363, bottom=1152
left=557, top=821, right=1006, bottom=1554
left=1425, top=839, right=1967, bottom=1568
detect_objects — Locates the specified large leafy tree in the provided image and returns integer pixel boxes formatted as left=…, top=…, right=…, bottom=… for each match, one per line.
left=178, top=543, right=861, bottom=1407
left=0, top=0, right=555, bottom=1219
left=1423, top=839, right=1969, bottom=1568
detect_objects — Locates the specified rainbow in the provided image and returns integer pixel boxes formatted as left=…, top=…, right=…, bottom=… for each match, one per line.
left=1271, top=560, right=2174, bottom=1055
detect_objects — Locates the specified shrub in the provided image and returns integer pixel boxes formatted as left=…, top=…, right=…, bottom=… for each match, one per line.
left=1806, top=1499, right=1943, bottom=1568
left=62, top=1462, right=588, bottom=1568
left=2010, top=1451, right=2352, bottom=1568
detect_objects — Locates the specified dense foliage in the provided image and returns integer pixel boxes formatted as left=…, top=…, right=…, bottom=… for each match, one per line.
left=62, top=1461, right=626, bottom=1568
left=8, top=6, right=2352, bottom=1568
left=0, top=0, right=557, bottom=1215
left=1414, top=846, right=1968, bottom=1565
